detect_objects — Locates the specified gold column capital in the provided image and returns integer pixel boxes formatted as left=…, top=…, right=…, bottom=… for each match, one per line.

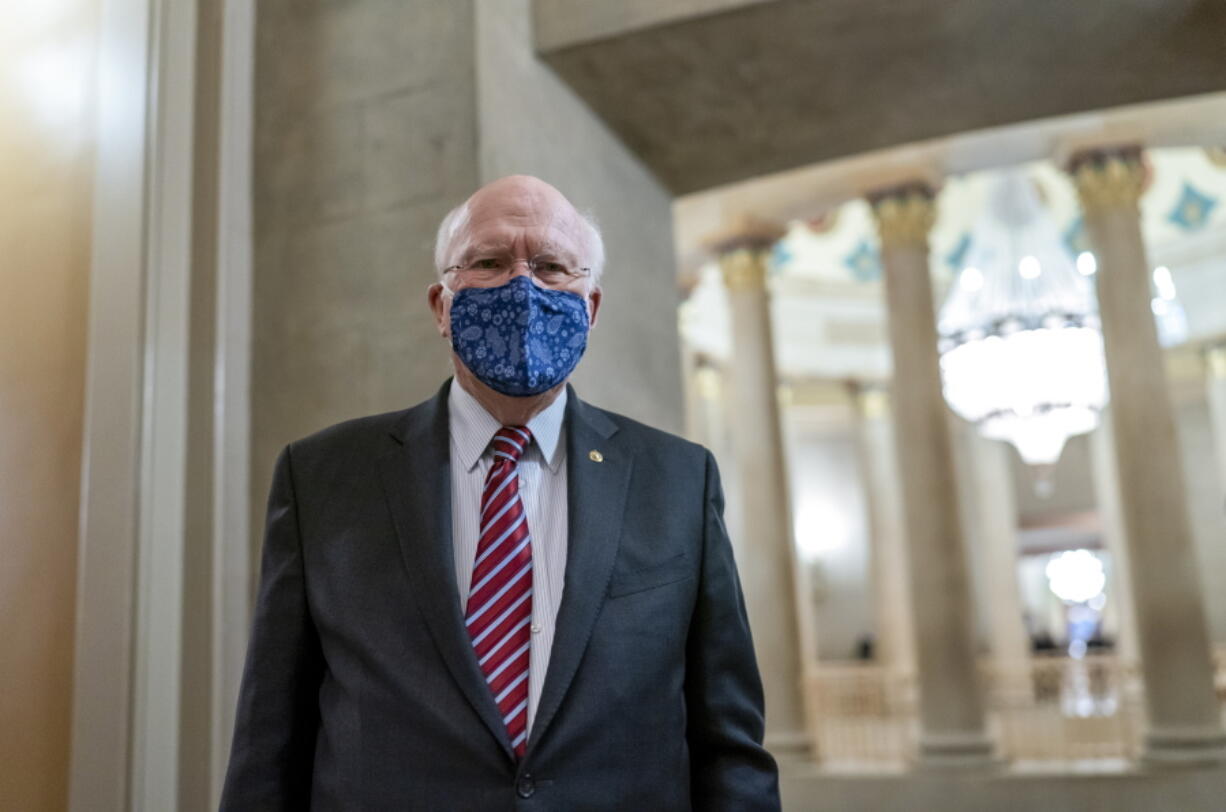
left=717, top=248, right=769, bottom=292
left=694, top=362, right=722, bottom=400
left=1207, top=345, right=1226, bottom=380
left=859, top=387, right=891, bottom=419
left=703, top=213, right=785, bottom=293
left=868, top=184, right=936, bottom=249
left=1068, top=147, right=1147, bottom=213
left=847, top=380, right=891, bottom=419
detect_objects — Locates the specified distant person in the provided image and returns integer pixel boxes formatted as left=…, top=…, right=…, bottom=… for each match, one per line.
left=1032, top=629, right=1058, bottom=652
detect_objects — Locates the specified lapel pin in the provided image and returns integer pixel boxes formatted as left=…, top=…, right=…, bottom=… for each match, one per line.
left=588, top=450, right=604, bottom=463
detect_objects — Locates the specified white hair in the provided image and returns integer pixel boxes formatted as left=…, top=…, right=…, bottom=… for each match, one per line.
left=432, top=200, right=606, bottom=288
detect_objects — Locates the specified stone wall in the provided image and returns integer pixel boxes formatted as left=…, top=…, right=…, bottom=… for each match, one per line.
left=475, top=0, right=682, bottom=432
left=252, top=1, right=475, bottom=543
left=252, top=1, right=683, bottom=558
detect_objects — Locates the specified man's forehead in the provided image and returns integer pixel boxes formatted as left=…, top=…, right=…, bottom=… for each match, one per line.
left=460, top=196, right=584, bottom=248
left=468, top=186, right=574, bottom=222
left=460, top=236, right=573, bottom=258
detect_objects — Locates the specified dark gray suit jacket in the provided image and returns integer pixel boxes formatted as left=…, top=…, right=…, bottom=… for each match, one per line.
left=220, top=382, right=780, bottom=810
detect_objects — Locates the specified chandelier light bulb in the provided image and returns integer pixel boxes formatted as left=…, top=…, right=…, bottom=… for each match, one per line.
left=938, top=171, right=1107, bottom=466
left=1076, top=252, right=1097, bottom=276
left=1153, top=266, right=1177, bottom=301
left=1045, top=549, right=1107, bottom=604
left=960, top=266, right=984, bottom=292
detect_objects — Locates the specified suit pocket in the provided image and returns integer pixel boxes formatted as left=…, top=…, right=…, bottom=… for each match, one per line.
left=607, top=552, right=692, bottom=598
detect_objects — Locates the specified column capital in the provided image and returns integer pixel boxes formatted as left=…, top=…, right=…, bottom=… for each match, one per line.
left=717, top=248, right=769, bottom=292
left=867, top=183, right=936, bottom=249
left=1067, top=146, right=1148, bottom=213
left=703, top=214, right=785, bottom=293
left=694, top=361, right=722, bottom=401
left=847, top=380, right=891, bottom=419
left=1207, top=344, right=1226, bottom=380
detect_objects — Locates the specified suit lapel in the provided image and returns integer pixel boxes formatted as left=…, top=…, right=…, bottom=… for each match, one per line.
left=377, top=382, right=514, bottom=760
left=528, top=388, right=632, bottom=753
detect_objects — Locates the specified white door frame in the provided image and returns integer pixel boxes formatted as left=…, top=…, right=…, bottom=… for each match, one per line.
left=69, top=1, right=253, bottom=808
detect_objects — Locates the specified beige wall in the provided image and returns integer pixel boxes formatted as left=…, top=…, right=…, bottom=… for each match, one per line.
left=0, top=3, right=98, bottom=810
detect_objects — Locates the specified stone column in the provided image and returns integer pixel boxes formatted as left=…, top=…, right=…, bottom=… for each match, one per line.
left=849, top=383, right=916, bottom=677
left=1088, top=409, right=1140, bottom=665
left=708, top=218, right=810, bottom=760
left=1070, top=148, right=1226, bottom=764
left=1206, top=345, right=1226, bottom=510
left=680, top=343, right=708, bottom=447
left=869, top=185, right=994, bottom=767
left=957, top=424, right=1030, bottom=669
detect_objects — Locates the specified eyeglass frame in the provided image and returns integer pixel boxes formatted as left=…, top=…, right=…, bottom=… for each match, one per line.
left=443, top=254, right=593, bottom=288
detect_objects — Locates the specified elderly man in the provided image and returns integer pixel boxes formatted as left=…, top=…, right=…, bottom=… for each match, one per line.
left=221, top=176, right=780, bottom=810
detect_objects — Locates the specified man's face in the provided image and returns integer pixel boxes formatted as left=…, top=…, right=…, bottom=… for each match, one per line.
left=428, top=178, right=602, bottom=341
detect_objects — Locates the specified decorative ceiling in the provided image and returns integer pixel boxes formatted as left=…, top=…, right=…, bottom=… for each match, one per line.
left=680, top=147, right=1226, bottom=380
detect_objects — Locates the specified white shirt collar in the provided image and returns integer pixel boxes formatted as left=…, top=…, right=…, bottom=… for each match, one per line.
left=448, top=378, right=567, bottom=474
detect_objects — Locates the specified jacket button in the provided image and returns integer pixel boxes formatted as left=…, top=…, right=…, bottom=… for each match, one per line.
left=517, top=775, right=535, bottom=798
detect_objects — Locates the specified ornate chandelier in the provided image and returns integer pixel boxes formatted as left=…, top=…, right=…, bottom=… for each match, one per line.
left=938, top=171, right=1108, bottom=466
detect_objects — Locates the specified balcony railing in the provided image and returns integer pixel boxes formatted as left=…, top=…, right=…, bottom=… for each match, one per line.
left=987, top=654, right=1143, bottom=764
left=805, top=663, right=916, bottom=769
left=803, top=651, right=1201, bottom=768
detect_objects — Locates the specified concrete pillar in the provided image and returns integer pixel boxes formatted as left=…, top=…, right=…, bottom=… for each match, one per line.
left=849, top=383, right=916, bottom=677
left=1088, top=409, right=1140, bottom=665
left=869, top=185, right=994, bottom=768
left=707, top=217, right=810, bottom=760
left=1069, top=148, right=1226, bottom=764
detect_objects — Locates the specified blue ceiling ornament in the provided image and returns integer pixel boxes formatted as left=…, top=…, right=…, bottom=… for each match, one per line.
left=1168, top=182, right=1217, bottom=231
left=1063, top=217, right=1091, bottom=256
left=768, top=241, right=793, bottom=275
left=843, top=239, right=882, bottom=283
left=945, top=232, right=971, bottom=271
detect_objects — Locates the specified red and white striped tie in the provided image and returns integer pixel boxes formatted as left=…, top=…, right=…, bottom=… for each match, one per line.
left=465, top=425, right=534, bottom=757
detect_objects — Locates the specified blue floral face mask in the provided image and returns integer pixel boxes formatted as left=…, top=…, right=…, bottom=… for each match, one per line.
left=447, top=274, right=590, bottom=397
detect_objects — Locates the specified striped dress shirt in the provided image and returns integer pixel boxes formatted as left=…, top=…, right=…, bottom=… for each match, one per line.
left=448, top=379, right=568, bottom=736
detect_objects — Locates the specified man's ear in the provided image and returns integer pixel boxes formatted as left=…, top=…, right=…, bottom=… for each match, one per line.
left=587, top=286, right=602, bottom=329
left=427, top=282, right=451, bottom=338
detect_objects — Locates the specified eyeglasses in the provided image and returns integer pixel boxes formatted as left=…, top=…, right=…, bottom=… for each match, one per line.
left=444, top=255, right=591, bottom=288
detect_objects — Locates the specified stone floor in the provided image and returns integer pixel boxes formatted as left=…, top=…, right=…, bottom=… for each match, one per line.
left=780, top=762, right=1226, bottom=811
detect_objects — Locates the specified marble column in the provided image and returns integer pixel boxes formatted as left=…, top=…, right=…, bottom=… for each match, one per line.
left=1088, top=409, right=1140, bottom=665
left=956, top=423, right=1030, bottom=670
left=849, top=383, right=916, bottom=677
left=869, top=186, right=994, bottom=767
left=1069, top=148, right=1226, bottom=764
left=680, top=343, right=708, bottom=447
left=1206, top=345, right=1226, bottom=510
left=708, top=218, right=811, bottom=760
